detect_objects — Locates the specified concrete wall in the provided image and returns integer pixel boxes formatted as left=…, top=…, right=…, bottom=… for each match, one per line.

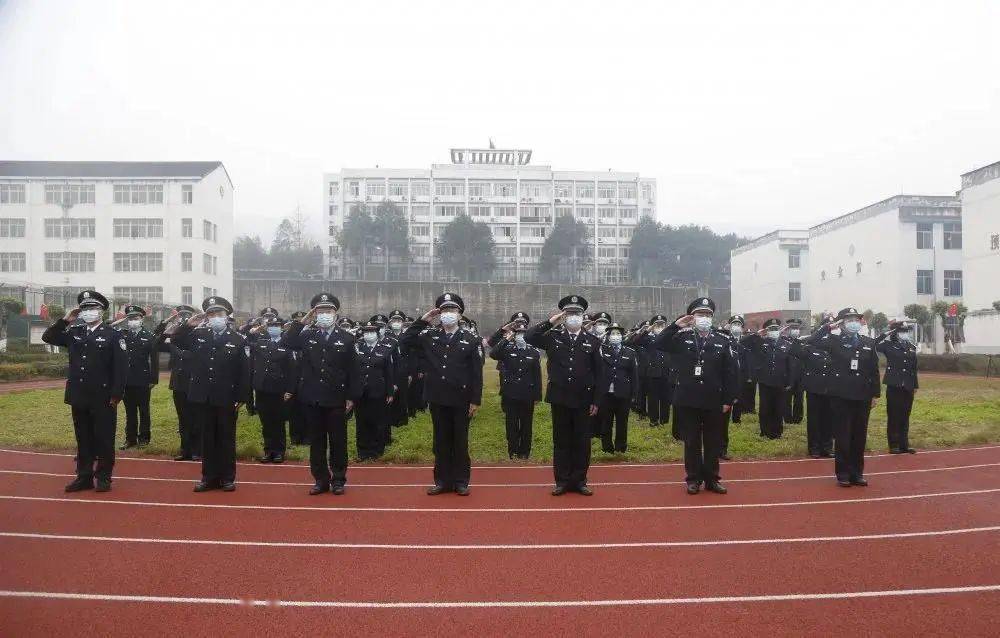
left=731, top=231, right=810, bottom=316
left=234, top=279, right=730, bottom=334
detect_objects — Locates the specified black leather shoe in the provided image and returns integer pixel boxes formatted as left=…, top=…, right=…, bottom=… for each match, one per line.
left=719, top=453, right=732, bottom=461
left=837, top=478, right=852, bottom=487
left=705, top=482, right=727, bottom=494
left=192, top=455, right=202, bottom=462
left=137, top=439, right=150, bottom=448
left=173, top=454, right=192, bottom=461
left=65, top=478, right=94, bottom=493
left=193, top=481, right=217, bottom=492
left=119, top=442, right=137, bottom=451
left=850, top=477, right=868, bottom=487
left=551, top=484, right=568, bottom=496
left=809, top=453, right=821, bottom=459
left=331, top=484, right=345, bottom=495
left=221, top=482, right=236, bottom=492
left=577, top=485, right=594, bottom=496
left=309, top=483, right=329, bottom=495
left=95, top=478, right=112, bottom=492
left=258, top=454, right=272, bottom=463
left=686, top=482, right=700, bottom=495
left=455, top=485, right=470, bottom=496
left=889, top=448, right=903, bottom=454
left=905, top=448, right=917, bottom=454
left=820, top=451, right=833, bottom=458
left=272, top=454, right=285, bottom=464
left=427, top=484, right=449, bottom=496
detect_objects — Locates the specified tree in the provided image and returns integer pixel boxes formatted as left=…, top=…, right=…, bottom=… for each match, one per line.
left=931, top=300, right=968, bottom=345
left=339, top=204, right=376, bottom=279
left=0, top=297, right=25, bottom=342
left=438, top=214, right=497, bottom=281
left=870, top=312, right=889, bottom=334
left=540, top=216, right=590, bottom=282
left=270, top=213, right=322, bottom=276
left=993, top=300, right=1000, bottom=312
left=903, top=303, right=931, bottom=330
left=371, top=200, right=410, bottom=279
left=233, top=235, right=268, bottom=270
left=628, top=220, right=742, bottom=286
left=628, top=217, right=667, bottom=284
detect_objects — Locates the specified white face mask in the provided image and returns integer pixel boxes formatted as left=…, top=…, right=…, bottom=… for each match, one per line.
left=127, top=319, right=142, bottom=331
left=208, top=316, right=227, bottom=332
left=652, top=324, right=666, bottom=334
left=694, top=316, right=712, bottom=332
left=363, top=332, right=378, bottom=345
left=440, top=311, right=459, bottom=326
left=565, top=315, right=583, bottom=330
left=729, top=325, right=743, bottom=337
left=844, top=320, right=862, bottom=334
left=514, top=333, right=526, bottom=347
left=608, top=333, right=623, bottom=345
left=80, top=308, right=101, bottom=324
left=389, top=321, right=402, bottom=331
left=788, top=329, right=801, bottom=338
left=767, top=329, right=781, bottom=340
left=594, top=323, right=607, bottom=336
left=266, top=326, right=282, bottom=339
left=898, top=332, right=912, bottom=342
left=315, top=313, right=336, bottom=328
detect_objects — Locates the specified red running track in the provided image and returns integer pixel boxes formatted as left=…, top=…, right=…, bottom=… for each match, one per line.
left=1, top=447, right=999, bottom=636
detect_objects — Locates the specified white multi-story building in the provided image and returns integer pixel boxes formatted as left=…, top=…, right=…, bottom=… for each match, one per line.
left=959, top=161, right=1000, bottom=353
left=323, top=147, right=657, bottom=284
left=729, top=229, right=810, bottom=327
left=0, top=161, right=233, bottom=313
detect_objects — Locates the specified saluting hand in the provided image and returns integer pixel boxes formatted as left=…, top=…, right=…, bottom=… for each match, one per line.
left=588, top=404, right=599, bottom=417
left=674, top=315, right=695, bottom=328
left=549, top=311, right=566, bottom=325
left=63, top=306, right=81, bottom=322
left=300, top=308, right=317, bottom=325
left=421, top=308, right=441, bottom=322
left=722, top=404, right=731, bottom=414
left=187, top=312, right=205, bottom=327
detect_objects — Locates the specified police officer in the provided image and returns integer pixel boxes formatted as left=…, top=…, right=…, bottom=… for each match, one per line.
left=285, top=311, right=309, bottom=446
left=115, top=305, right=159, bottom=449
left=354, top=320, right=395, bottom=460
left=627, top=315, right=672, bottom=427
left=405, top=314, right=427, bottom=417
left=597, top=322, right=639, bottom=454
left=172, top=296, right=250, bottom=492
left=42, top=291, right=128, bottom=492
left=743, top=318, right=794, bottom=439
left=630, top=321, right=649, bottom=417
left=525, top=295, right=602, bottom=496
left=802, top=307, right=880, bottom=486
left=588, top=311, right=612, bottom=339
left=400, top=293, right=483, bottom=496
left=653, top=298, right=738, bottom=495
left=489, top=313, right=542, bottom=459
left=155, top=305, right=200, bottom=461
left=784, top=318, right=805, bottom=424
left=282, top=293, right=357, bottom=495
left=241, top=306, right=279, bottom=336
left=877, top=320, right=919, bottom=454
left=787, top=318, right=835, bottom=458
left=386, top=309, right=410, bottom=427
left=247, top=316, right=296, bottom=463
left=720, top=314, right=748, bottom=460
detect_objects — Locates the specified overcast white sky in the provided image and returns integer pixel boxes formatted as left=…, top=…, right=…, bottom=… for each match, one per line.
left=1, top=0, right=998, bottom=244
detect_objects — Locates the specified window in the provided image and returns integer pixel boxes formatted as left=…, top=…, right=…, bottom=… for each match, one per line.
left=519, top=246, right=542, bottom=258
left=788, top=282, right=802, bottom=302
left=468, top=206, right=490, bottom=217
left=598, top=207, right=615, bottom=220
left=598, top=246, right=617, bottom=259
left=182, top=184, right=193, bottom=204
left=494, top=205, right=516, bottom=217
left=620, top=227, right=635, bottom=239
left=435, top=205, right=464, bottom=218
left=916, top=269, right=934, bottom=295
left=837, top=266, right=844, bottom=278
left=203, top=287, right=215, bottom=299
left=520, top=205, right=550, bottom=221
left=432, top=225, right=447, bottom=240
left=203, top=253, right=218, bottom=275
left=45, top=252, right=95, bottom=272
left=410, top=225, right=430, bottom=237
left=45, top=184, right=95, bottom=205
left=993, top=233, right=1000, bottom=251
left=520, top=226, right=547, bottom=238
left=411, top=181, right=430, bottom=197
left=599, top=227, right=617, bottom=239
left=576, top=205, right=594, bottom=220
left=788, top=248, right=801, bottom=269
left=618, top=183, right=637, bottom=199
left=0, top=183, right=26, bottom=204
left=496, top=225, right=515, bottom=238
left=366, top=181, right=385, bottom=198
left=916, top=223, right=933, bottom=249
left=203, top=220, right=217, bottom=241
left=494, top=246, right=516, bottom=258
left=0, top=218, right=26, bottom=237
left=468, top=182, right=489, bottom=198
left=388, top=181, right=407, bottom=197
left=856, top=261, right=862, bottom=274
left=328, top=182, right=339, bottom=197
left=435, top=181, right=464, bottom=197
left=113, top=218, right=162, bottom=239
left=112, top=184, right=163, bottom=204
left=181, top=286, right=192, bottom=306
left=348, top=181, right=361, bottom=197
left=0, top=253, right=26, bottom=272
left=619, top=246, right=630, bottom=259
left=411, top=246, right=430, bottom=258
left=519, top=182, right=550, bottom=199
left=943, top=222, right=962, bottom=249
left=555, top=206, right=573, bottom=218
left=944, top=270, right=962, bottom=297
left=619, top=207, right=637, bottom=220
left=576, top=183, right=594, bottom=198
left=598, top=182, right=616, bottom=199
left=820, top=270, right=826, bottom=281
left=45, top=218, right=96, bottom=238
left=492, top=181, right=515, bottom=197
left=181, top=252, right=192, bottom=271
left=181, top=218, right=192, bottom=238
left=328, top=204, right=338, bottom=216
left=641, top=183, right=654, bottom=202
left=114, top=252, right=163, bottom=272
left=114, top=287, right=163, bottom=303
left=554, top=182, right=573, bottom=198
left=411, top=205, right=430, bottom=217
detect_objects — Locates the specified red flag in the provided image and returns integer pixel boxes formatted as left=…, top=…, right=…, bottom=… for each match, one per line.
left=948, top=304, right=958, bottom=317
left=39, top=304, right=49, bottom=320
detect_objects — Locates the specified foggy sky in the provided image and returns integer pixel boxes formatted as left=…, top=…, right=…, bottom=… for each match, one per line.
left=1, top=0, right=998, bottom=245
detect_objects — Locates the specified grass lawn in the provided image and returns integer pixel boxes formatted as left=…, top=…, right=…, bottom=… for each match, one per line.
left=0, top=370, right=998, bottom=464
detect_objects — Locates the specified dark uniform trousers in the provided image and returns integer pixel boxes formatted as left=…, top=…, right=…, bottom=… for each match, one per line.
left=757, top=384, right=786, bottom=439
left=408, top=376, right=426, bottom=415
left=194, top=404, right=237, bottom=484
left=634, top=376, right=647, bottom=415
left=830, top=397, right=871, bottom=481
left=256, top=392, right=287, bottom=455
left=305, top=405, right=348, bottom=486
left=675, top=405, right=723, bottom=485
left=72, top=403, right=117, bottom=481
left=172, top=390, right=199, bottom=457
left=356, top=396, right=388, bottom=459
left=288, top=401, right=307, bottom=444
left=600, top=394, right=630, bottom=453
left=645, top=376, right=671, bottom=425
left=721, top=408, right=731, bottom=457
left=739, top=380, right=756, bottom=416
left=390, top=383, right=407, bottom=427
left=886, top=386, right=914, bottom=451
left=806, top=392, right=833, bottom=456
left=122, top=385, right=152, bottom=444
left=552, top=404, right=593, bottom=487
left=785, top=388, right=804, bottom=424
left=502, top=398, right=534, bottom=459
left=429, top=404, right=472, bottom=488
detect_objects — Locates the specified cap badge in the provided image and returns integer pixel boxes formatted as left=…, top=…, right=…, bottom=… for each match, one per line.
left=571, top=296, right=578, bottom=303
left=83, top=292, right=90, bottom=299
left=209, top=298, right=215, bottom=305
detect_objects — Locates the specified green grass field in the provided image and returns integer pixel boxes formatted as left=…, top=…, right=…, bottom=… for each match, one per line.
left=0, top=370, right=998, bottom=463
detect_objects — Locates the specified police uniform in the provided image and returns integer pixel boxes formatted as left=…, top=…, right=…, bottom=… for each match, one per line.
left=597, top=323, right=639, bottom=453
left=400, top=293, right=483, bottom=495
left=41, top=290, right=128, bottom=492
left=720, top=314, right=748, bottom=459
left=743, top=318, right=794, bottom=439
left=632, top=321, right=650, bottom=417
left=802, top=307, right=880, bottom=485
left=248, top=316, right=297, bottom=463
left=652, top=298, right=738, bottom=493
left=489, top=313, right=541, bottom=459
left=627, top=314, right=673, bottom=426
left=783, top=318, right=805, bottom=424
left=117, top=305, right=159, bottom=448
left=172, top=296, right=250, bottom=491
left=354, top=321, right=396, bottom=460
left=281, top=293, right=357, bottom=494
left=240, top=306, right=279, bottom=337
left=385, top=309, right=410, bottom=427
left=405, top=314, right=428, bottom=416
left=876, top=324, right=919, bottom=454
left=154, top=305, right=200, bottom=460
left=788, top=323, right=834, bottom=457
left=525, top=295, right=602, bottom=494
left=285, top=311, right=309, bottom=445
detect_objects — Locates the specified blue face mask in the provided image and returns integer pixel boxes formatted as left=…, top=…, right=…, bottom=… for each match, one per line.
left=266, top=326, right=282, bottom=338
left=208, top=316, right=227, bottom=332
left=898, top=332, right=912, bottom=342
left=844, top=320, right=862, bottom=334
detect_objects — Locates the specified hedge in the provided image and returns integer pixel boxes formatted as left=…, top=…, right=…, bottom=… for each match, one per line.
left=914, top=353, right=996, bottom=375
left=0, top=361, right=68, bottom=381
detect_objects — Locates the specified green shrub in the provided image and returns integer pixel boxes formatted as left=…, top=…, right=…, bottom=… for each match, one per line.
left=916, top=354, right=992, bottom=375
left=0, top=361, right=67, bottom=381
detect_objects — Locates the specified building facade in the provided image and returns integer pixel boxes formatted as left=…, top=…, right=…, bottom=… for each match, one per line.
left=729, top=229, right=811, bottom=329
left=0, top=161, right=233, bottom=314
left=323, top=147, right=657, bottom=284
left=959, top=161, right=1000, bottom=354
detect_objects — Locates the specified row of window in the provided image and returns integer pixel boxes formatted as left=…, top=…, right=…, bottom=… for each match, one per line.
left=916, top=223, right=962, bottom=250
left=786, top=270, right=964, bottom=301
left=107, top=286, right=215, bottom=305
left=342, top=180, right=653, bottom=201
left=0, top=251, right=219, bottom=274
left=400, top=246, right=633, bottom=260
left=406, top=223, right=636, bottom=240
left=0, top=217, right=214, bottom=239
left=0, top=183, right=195, bottom=206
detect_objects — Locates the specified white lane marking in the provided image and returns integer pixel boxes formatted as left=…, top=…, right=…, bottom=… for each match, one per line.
left=3, top=462, right=999, bottom=488
left=2, top=444, right=998, bottom=470
left=1, top=488, right=998, bottom=514
left=1, top=585, right=999, bottom=608
left=2, top=526, right=998, bottom=551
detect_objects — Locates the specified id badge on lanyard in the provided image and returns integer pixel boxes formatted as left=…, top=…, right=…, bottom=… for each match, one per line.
left=850, top=358, right=859, bottom=371
left=694, top=364, right=703, bottom=377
